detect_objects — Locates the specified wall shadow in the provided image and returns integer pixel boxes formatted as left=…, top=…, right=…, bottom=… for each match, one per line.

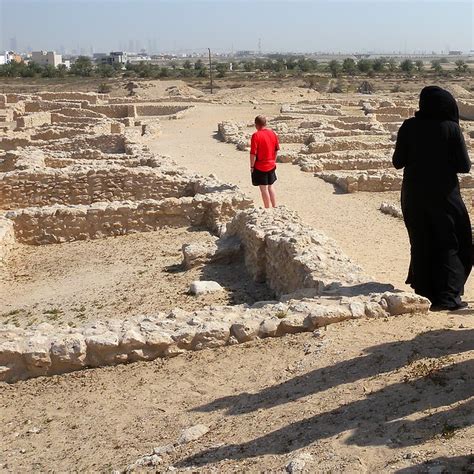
left=177, top=329, right=473, bottom=468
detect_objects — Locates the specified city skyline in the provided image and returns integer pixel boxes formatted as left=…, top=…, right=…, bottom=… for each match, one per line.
left=1, top=0, right=473, bottom=55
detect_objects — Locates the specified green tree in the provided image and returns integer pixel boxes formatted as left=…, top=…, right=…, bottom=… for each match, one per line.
left=431, top=59, right=443, bottom=74
left=297, top=58, right=318, bottom=73
left=194, top=59, right=205, bottom=71
left=71, top=56, right=93, bottom=76
left=357, top=59, right=372, bottom=74
left=215, top=62, right=228, bottom=78
left=342, top=58, right=357, bottom=75
left=96, top=63, right=115, bottom=78
left=243, top=61, right=254, bottom=72
left=415, top=60, right=424, bottom=73
left=400, top=59, right=415, bottom=74
left=56, top=63, right=67, bottom=78
left=387, top=58, right=398, bottom=72
left=23, top=62, right=42, bottom=77
left=159, top=66, right=170, bottom=78
left=328, top=60, right=342, bottom=78
left=41, top=64, right=57, bottom=78
left=455, top=59, right=468, bottom=73
left=372, top=58, right=387, bottom=73
left=183, top=60, right=193, bottom=70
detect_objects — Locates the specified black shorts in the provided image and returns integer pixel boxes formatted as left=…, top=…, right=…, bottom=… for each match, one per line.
left=251, top=167, right=277, bottom=186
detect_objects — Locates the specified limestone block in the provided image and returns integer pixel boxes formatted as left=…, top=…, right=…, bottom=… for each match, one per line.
left=191, top=322, right=230, bottom=350
left=189, top=280, right=224, bottom=295
left=382, top=292, right=431, bottom=316
left=50, top=334, right=87, bottom=370
left=258, top=318, right=280, bottom=338
left=230, top=320, right=260, bottom=343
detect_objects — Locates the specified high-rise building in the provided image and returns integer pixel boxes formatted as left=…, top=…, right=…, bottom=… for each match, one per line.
left=9, top=37, right=17, bottom=52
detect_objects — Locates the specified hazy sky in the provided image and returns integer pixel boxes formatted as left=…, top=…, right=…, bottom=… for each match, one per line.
left=0, top=0, right=473, bottom=54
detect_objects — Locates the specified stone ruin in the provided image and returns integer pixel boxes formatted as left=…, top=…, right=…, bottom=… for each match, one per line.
left=218, top=94, right=474, bottom=195
left=0, top=91, right=432, bottom=383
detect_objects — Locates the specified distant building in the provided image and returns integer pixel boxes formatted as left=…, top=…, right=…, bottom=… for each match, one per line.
left=31, top=51, right=64, bottom=68
left=448, top=50, right=462, bottom=56
left=93, top=53, right=108, bottom=62
left=100, top=51, right=128, bottom=65
left=0, top=51, right=23, bottom=65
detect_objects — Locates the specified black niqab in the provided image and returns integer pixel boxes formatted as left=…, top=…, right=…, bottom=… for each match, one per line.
left=415, top=85, right=460, bottom=123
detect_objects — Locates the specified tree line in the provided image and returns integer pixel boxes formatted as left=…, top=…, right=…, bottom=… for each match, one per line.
left=0, top=54, right=470, bottom=79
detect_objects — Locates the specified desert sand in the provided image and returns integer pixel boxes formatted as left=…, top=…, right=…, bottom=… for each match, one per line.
left=0, top=79, right=473, bottom=473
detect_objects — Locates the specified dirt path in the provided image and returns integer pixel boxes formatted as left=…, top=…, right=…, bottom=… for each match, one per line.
left=149, top=103, right=474, bottom=301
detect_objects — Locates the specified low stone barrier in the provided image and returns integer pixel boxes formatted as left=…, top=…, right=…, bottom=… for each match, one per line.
left=317, top=170, right=474, bottom=193
left=0, top=166, right=197, bottom=209
left=296, top=156, right=392, bottom=173
left=0, top=287, right=430, bottom=383
left=38, top=92, right=100, bottom=104
left=5, top=190, right=251, bottom=245
left=304, top=138, right=393, bottom=154
left=135, top=104, right=192, bottom=118
left=16, top=112, right=52, bottom=129
left=226, top=207, right=366, bottom=296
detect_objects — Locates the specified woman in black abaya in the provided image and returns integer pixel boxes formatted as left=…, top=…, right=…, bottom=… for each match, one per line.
left=393, top=86, right=472, bottom=310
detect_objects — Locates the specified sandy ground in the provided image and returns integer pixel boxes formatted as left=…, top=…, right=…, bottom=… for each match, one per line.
left=0, top=313, right=472, bottom=472
left=1, top=83, right=473, bottom=472
left=148, top=102, right=474, bottom=303
left=0, top=227, right=273, bottom=328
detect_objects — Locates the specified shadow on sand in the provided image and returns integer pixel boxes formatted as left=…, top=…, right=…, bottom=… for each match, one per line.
left=176, top=329, right=473, bottom=468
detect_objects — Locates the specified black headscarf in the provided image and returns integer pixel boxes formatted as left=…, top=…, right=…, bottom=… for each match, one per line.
left=415, top=86, right=460, bottom=124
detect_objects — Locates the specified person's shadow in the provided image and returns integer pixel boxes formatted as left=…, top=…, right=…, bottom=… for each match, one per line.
left=176, top=329, right=473, bottom=468
left=397, top=454, right=474, bottom=472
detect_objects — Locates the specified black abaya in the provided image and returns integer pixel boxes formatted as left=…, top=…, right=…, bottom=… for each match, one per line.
left=392, top=86, right=472, bottom=308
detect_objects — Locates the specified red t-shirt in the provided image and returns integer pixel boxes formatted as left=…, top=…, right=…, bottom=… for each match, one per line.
left=250, top=128, right=280, bottom=172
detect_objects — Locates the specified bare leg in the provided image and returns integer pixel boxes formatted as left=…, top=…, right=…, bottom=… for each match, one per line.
left=259, top=185, right=271, bottom=208
left=268, top=184, right=277, bottom=207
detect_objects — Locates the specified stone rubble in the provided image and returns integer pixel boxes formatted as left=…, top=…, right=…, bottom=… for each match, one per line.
left=0, top=91, right=435, bottom=386
left=0, top=205, right=431, bottom=383
left=217, top=95, right=473, bottom=194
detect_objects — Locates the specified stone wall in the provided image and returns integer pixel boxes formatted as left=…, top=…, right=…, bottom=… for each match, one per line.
left=16, top=112, right=52, bottom=129
left=317, top=170, right=474, bottom=193
left=0, top=137, right=33, bottom=151
left=135, top=104, right=192, bottom=117
left=85, top=104, right=136, bottom=119
left=38, top=92, right=100, bottom=104
left=5, top=191, right=251, bottom=245
left=0, top=148, right=45, bottom=172
left=41, top=134, right=127, bottom=153
left=226, top=207, right=366, bottom=296
left=24, top=100, right=83, bottom=113
left=0, top=166, right=198, bottom=209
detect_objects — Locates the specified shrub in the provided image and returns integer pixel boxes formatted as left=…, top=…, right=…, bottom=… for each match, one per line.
left=98, top=83, right=112, bottom=94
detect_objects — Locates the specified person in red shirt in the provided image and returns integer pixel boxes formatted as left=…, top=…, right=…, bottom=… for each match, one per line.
left=250, top=115, right=279, bottom=208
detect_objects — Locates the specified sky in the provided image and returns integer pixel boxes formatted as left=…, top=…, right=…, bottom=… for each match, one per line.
left=0, top=0, right=473, bottom=55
